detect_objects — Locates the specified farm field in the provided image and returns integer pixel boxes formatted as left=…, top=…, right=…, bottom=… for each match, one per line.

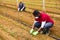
left=0, top=0, right=60, bottom=40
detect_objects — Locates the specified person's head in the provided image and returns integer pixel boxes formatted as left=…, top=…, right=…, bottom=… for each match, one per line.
left=33, top=10, right=40, bottom=17
left=20, top=1, right=22, bottom=3
left=19, top=2, right=23, bottom=4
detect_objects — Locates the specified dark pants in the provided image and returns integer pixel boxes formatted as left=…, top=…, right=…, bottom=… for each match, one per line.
left=34, top=22, right=53, bottom=34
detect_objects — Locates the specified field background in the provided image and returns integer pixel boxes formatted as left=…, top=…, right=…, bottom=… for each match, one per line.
left=0, top=0, right=60, bottom=40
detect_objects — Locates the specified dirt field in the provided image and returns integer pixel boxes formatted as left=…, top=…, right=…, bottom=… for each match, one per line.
left=0, top=0, right=60, bottom=40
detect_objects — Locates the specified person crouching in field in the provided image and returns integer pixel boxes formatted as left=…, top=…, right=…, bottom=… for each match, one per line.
left=18, top=2, right=26, bottom=11
left=30, top=10, right=54, bottom=36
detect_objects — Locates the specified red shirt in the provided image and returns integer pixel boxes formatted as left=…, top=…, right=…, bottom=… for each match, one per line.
left=35, top=12, right=54, bottom=24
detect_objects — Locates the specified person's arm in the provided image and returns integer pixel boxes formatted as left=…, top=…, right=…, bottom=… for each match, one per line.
left=30, top=20, right=38, bottom=34
left=18, top=4, right=20, bottom=11
left=30, top=17, right=38, bottom=34
left=21, top=7, right=24, bottom=11
left=32, top=20, right=38, bottom=29
left=32, top=21, right=46, bottom=36
left=32, top=17, right=38, bottom=29
left=21, top=3, right=25, bottom=11
left=37, top=21, right=46, bottom=32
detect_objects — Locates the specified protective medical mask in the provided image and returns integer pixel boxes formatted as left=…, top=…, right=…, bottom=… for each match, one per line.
left=35, top=17, right=39, bottom=19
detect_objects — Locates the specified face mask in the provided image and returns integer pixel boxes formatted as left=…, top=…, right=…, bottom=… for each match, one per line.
left=35, top=17, right=39, bottom=19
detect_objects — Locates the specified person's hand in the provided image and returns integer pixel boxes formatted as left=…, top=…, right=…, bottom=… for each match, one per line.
left=32, top=31, right=38, bottom=36
left=18, top=8, right=20, bottom=11
left=30, top=29, right=34, bottom=34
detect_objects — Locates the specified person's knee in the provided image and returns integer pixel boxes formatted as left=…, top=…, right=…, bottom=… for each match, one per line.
left=23, top=7, right=26, bottom=11
left=44, top=22, right=53, bottom=29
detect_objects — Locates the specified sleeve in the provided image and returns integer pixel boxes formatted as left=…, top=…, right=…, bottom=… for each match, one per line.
left=32, top=17, right=39, bottom=26
left=21, top=7, right=24, bottom=11
left=21, top=3, right=25, bottom=11
left=41, top=16, right=47, bottom=28
left=33, top=20, right=38, bottom=26
left=35, top=17, right=39, bottom=21
left=41, top=21, right=46, bottom=28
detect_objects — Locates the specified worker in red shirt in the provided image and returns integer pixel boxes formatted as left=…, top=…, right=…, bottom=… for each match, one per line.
left=30, top=10, right=54, bottom=36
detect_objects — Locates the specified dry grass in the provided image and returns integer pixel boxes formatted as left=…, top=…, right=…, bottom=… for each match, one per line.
left=0, top=14, right=55, bottom=40
left=0, top=0, right=60, bottom=40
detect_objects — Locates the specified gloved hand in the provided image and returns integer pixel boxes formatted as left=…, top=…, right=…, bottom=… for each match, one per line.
left=32, top=31, right=38, bottom=36
left=30, top=29, right=34, bottom=34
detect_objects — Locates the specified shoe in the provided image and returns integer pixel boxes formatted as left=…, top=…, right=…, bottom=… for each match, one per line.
left=42, top=28, right=47, bottom=34
left=40, top=31, right=43, bottom=34
left=46, top=31, right=50, bottom=36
